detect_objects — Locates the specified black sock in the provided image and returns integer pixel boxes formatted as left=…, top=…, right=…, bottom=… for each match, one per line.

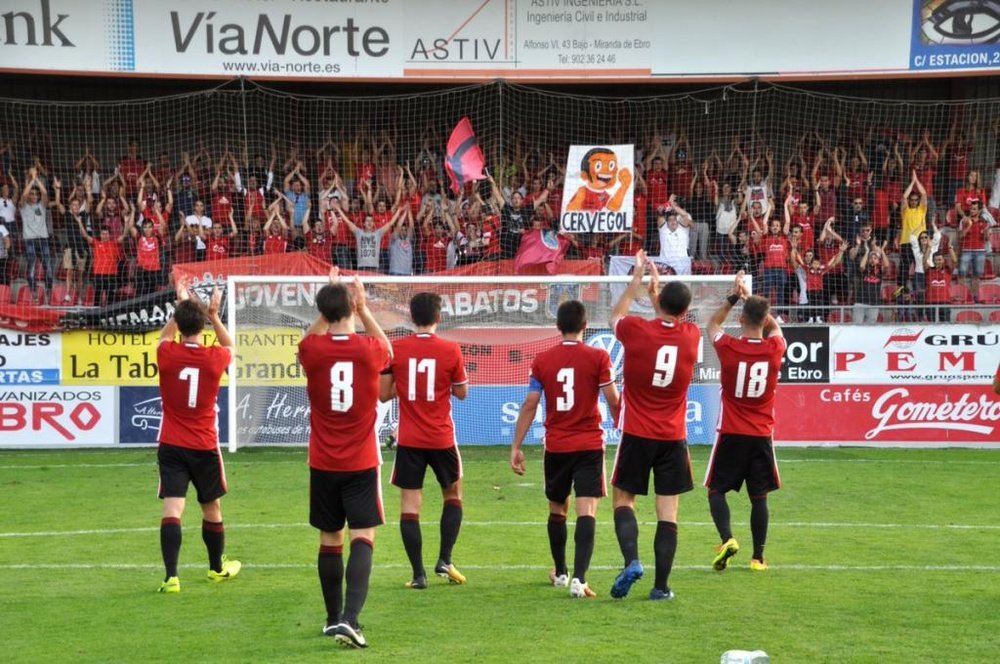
left=342, top=538, right=373, bottom=628
left=400, top=513, right=424, bottom=578
left=318, top=545, right=344, bottom=627
left=160, top=517, right=181, bottom=581
left=750, top=495, right=769, bottom=560
left=572, top=515, right=596, bottom=582
left=438, top=499, right=463, bottom=565
left=202, top=519, right=225, bottom=572
left=708, top=490, right=733, bottom=542
left=613, top=506, right=639, bottom=565
left=547, top=513, right=568, bottom=576
left=653, top=521, right=678, bottom=592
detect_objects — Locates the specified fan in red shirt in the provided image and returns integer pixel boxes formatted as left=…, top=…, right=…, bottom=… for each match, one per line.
left=479, top=209, right=501, bottom=261
left=154, top=281, right=240, bottom=594
left=206, top=214, right=238, bottom=261
left=297, top=269, right=392, bottom=648
left=925, top=253, right=952, bottom=322
left=646, top=156, right=670, bottom=213
left=704, top=273, right=786, bottom=574
left=954, top=170, right=987, bottom=216
left=304, top=214, right=333, bottom=263
left=80, top=223, right=125, bottom=307
left=130, top=216, right=166, bottom=297
left=784, top=195, right=815, bottom=252
left=118, top=138, right=145, bottom=198
left=510, top=300, right=621, bottom=599
left=262, top=210, right=289, bottom=255
left=607, top=250, right=700, bottom=602
left=378, top=293, right=469, bottom=589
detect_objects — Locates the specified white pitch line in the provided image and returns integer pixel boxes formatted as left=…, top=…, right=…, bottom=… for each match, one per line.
left=0, top=562, right=996, bottom=573
left=3, top=520, right=999, bottom=539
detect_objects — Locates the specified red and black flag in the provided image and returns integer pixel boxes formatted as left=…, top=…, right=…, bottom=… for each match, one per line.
left=444, top=117, right=486, bottom=194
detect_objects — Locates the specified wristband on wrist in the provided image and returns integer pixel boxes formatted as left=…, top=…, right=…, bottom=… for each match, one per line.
left=727, top=293, right=740, bottom=306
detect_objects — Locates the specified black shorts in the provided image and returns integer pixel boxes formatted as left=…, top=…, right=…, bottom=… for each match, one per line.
left=611, top=433, right=694, bottom=497
left=157, top=443, right=227, bottom=504
left=544, top=449, right=606, bottom=503
left=704, top=433, right=781, bottom=496
left=390, top=445, right=462, bottom=490
left=310, top=467, right=384, bottom=532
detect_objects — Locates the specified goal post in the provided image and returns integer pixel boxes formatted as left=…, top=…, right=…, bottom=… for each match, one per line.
left=225, top=273, right=749, bottom=453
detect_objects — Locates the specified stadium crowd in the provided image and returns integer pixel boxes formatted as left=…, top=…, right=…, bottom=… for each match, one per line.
left=0, top=123, right=997, bottom=321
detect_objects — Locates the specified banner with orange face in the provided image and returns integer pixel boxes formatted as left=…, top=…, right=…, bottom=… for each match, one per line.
left=559, top=144, right=634, bottom=234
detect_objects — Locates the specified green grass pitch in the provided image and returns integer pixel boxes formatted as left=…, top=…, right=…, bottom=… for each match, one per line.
left=1, top=445, right=998, bottom=663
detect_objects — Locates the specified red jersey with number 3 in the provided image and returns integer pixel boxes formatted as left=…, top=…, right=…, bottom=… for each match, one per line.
left=615, top=316, right=700, bottom=441
left=157, top=341, right=232, bottom=451
left=713, top=333, right=786, bottom=437
left=388, top=334, right=468, bottom=450
left=530, top=341, right=614, bottom=453
left=299, top=333, right=390, bottom=472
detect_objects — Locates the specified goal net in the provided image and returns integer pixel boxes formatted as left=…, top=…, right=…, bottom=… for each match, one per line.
left=226, top=273, right=748, bottom=452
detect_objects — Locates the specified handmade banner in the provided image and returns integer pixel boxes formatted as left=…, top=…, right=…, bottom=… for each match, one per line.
left=559, top=145, right=634, bottom=234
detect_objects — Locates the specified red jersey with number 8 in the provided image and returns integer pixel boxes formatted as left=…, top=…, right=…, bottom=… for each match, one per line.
left=713, top=333, right=786, bottom=437
left=615, top=316, right=700, bottom=441
left=530, top=341, right=614, bottom=453
left=299, top=333, right=390, bottom=472
left=157, top=341, right=232, bottom=451
left=388, top=333, right=468, bottom=450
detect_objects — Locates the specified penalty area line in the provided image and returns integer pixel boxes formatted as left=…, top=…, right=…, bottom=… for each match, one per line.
left=0, top=562, right=997, bottom=573
left=3, top=520, right=1000, bottom=538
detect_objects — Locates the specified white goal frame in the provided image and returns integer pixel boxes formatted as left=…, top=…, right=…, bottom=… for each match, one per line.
left=225, top=273, right=745, bottom=452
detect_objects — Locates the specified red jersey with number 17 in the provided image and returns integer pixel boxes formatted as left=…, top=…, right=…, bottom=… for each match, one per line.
left=298, top=333, right=391, bottom=472
left=713, top=332, right=786, bottom=437
left=157, top=341, right=232, bottom=451
left=387, top=333, right=468, bottom=450
left=615, top=316, right=700, bottom=441
left=530, top=341, right=614, bottom=453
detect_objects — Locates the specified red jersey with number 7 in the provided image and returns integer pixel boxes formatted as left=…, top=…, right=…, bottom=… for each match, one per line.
left=530, top=341, right=614, bottom=453
left=713, top=333, right=786, bottom=437
left=298, top=333, right=391, bottom=472
left=615, top=316, right=700, bottom=441
left=157, top=341, right=232, bottom=451
left=387, top=333, right=468, bottom=450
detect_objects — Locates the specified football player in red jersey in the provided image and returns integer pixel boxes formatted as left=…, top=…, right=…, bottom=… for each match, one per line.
left=607, top=250, right=700, bottom=601
left=379, top=293, right=469, bottom=589
left=298, top=268, right=391, bottom=649
left=510, top=300, right=620, bottom=599
left=155, top=280, right=239, bottom=594
left=704, top=272, right=785, bottom=573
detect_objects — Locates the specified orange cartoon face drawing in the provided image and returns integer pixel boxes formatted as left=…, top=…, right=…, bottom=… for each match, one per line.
left=582, top=149, right=619, bottom=190
left=567, top=147, right=632, bottom=213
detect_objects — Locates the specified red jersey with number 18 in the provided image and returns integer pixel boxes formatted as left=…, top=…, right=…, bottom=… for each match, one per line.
left=713, top=333, right=786, bottom=437
left=298, top=333, right=391, bottom=472
left=530, top=341, right=614, bottom=453
left=615, top=316, right=700, bottom=441
left=388, top=333, right=468, bottom=450
left=157, top=341, right=232, bottom=451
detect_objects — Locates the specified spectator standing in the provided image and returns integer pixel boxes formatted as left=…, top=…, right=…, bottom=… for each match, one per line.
left=924, top=253, right=952, bottom=322
left=959, top=200, right=991, bottom=302
left=854, top=239, right=889, bottom=324
left=19, top=168, right=54, bottom=303
left=898, top=171, right=928, bottom=289
left=185, top=201, right=212, bottom=262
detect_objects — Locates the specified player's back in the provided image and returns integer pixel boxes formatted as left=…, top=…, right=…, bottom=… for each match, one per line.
left=615, top=315, right=700, bottom=441
left=714, top=333, right=786, bottom=437
left=531, top=341, right=613, bottom=453
left=390, top=333, right=467, bottom=449
left=157, top=341, right=231, bottom=451
left=298, top=332, right=390, bottom=472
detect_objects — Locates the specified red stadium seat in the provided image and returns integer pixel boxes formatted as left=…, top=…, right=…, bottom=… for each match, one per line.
left=50, top=283, right=73, bottom=306
left=990, top=227, right=1000, bottom=250
left=883, top=259, right=898, bottom=282
left=984, top=260, right=996, bottom=280
left=949, top=283, right=972, bottom=304
left=977, top=282, right=1000, bottom=305
left=14, top=285, right=42, bottom=306
left=0, top=284, right=10, bottom=304
left=827, top=309, right=852, bottom=323
left=881, top=284, right=899, bottom=303
left=954, top=310, right=983, bottom=323
left=989, top=309, right=1000, bottom=323
left=81, top=285, right=96, bottom=307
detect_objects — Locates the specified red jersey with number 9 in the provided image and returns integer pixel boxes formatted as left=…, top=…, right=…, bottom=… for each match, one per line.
left=298, top=333, right=390, bottom=472
left=530, top=341, right=614, bottom=453
left=615, top=316, right=700, bottom=441
left=713, top=333, right=786, bottom=437
left=387, top=333, right=468, bottom=450
left=157, top=341, right=232, bottom=451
